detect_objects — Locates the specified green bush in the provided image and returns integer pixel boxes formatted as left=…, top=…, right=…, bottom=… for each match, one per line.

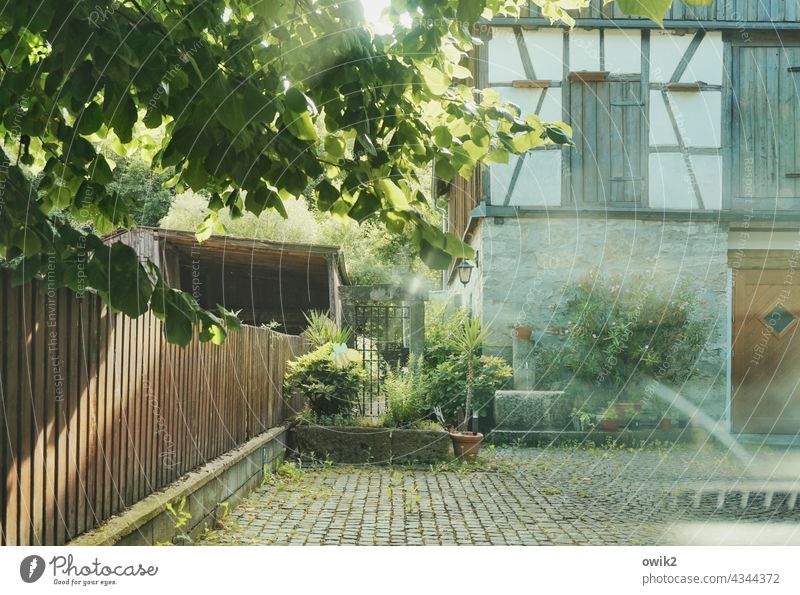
left=427, top=355, right=513, bottom=424
left=284, top=344, right=367, bottom=416
left=423, top=303, right=471, bottom=371
left=534, top=276, right=709, bottom=396
left=383, top=360, right=429, bottom=428
left=422, top=306, right=512, bottom=426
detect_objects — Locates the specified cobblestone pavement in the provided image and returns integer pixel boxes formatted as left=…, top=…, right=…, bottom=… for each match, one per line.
left=197, top=445, right=800, bottom=546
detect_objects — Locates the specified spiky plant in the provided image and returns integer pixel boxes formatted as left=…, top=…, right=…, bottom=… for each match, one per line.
left=303, top=310, right=352, bottom=347
left=450, top=317, right=491, bottom=433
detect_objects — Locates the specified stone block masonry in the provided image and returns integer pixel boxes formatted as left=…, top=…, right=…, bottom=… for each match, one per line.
left=291, top=426, right=452, bottom=464
left=494, top=390, right=570, bottom=431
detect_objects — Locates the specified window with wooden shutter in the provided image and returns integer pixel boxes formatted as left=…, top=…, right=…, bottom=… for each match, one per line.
left=732, top=46, right=800, bottom=209
left=568, top=79, right=646, bottom=206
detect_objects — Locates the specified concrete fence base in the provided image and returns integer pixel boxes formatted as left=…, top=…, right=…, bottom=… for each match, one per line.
left=69, top=426, right=290, bottom=546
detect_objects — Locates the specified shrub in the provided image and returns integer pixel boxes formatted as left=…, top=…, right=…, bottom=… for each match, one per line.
left=383, top=359, right=428, bottom=428
left=422, top=303, right=470, bottom=371
left=423, top=307, right=512, bottom=427
left=284, top=344, right=367, bottom=416
left=534, top=276, right=709, bottom=397
left=427, top=355, right=513, bottom=424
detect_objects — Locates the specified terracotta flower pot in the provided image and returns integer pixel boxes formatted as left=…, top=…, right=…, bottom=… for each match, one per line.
left=660, top=418, right=671, bottom=430
left=514, top=325, right=533, bottom=340
left=450, top=432, right=484, bottom=461
left=598, top=418, right=620, bottom=432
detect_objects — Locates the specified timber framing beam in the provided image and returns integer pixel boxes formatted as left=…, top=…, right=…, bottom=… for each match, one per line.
left=487, top=18, right=800, bottom=31
left=470, top=202, right=800, bottom=224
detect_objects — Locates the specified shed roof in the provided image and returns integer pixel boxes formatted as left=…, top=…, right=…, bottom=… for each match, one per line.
left=105, top=226, right=349, bottom=284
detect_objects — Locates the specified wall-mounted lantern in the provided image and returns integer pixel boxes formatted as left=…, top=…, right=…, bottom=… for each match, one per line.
left=456, top=258, right=475, bottom=287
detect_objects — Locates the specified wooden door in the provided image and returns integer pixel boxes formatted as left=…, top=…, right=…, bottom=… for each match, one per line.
left=732, top=45, right=800, bottom=209
left=732, top=269, right=800, bottom=434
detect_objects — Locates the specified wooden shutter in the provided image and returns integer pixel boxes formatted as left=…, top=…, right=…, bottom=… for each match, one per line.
left=733, top=46, right=800, bottom=208
left=569, top=79, right=646, bottom=206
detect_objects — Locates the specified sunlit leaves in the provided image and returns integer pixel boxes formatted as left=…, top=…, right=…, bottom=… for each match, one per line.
left=415, top=62, right=451, bottom=96
left=376, top=179, right=411, bottom=211
left=612, top=0, right=672, bottom=23
left=0, top=0, right=688, bottom=344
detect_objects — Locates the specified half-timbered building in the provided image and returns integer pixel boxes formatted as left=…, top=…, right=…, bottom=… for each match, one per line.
left=449, top=1, right=800, bottom=435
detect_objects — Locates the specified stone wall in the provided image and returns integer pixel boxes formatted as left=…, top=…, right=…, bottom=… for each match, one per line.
left=291, top=426, right=452, bottom=464
left=466, top=215, right=731, bottom=420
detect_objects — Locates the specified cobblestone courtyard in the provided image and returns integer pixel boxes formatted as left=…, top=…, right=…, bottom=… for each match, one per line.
left=197, top=445, right=800, bottom=546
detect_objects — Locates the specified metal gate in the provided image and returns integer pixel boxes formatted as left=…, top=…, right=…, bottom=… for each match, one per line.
left=350, top=303, right=409, bottom=416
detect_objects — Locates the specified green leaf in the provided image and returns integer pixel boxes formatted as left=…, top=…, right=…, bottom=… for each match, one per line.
left=283, top=110, right=317, bottom=141
left=184, top=157, right=208, bottom=191
left=416, top=62, right=450, bottom=96
left=151, top=285, right=195, bottom=346
left=316, top=180, right=340, bottom=211
left=420, top=239, right=452, bottom=270
left=219, top=94, right=247, bottom=134
left=483, top=148, right=509, bottom=165
left=435, top=157, right=457, bottom=182
left=348, top=191, right=381, bottom=222
left=614, top=0, right=673, bottom=24
left=433, top=126, right=452, bottom=148
left=246, top=186, right=270, bottom=216
left=87, top=243, right=153, bottom=318
left=196, top=212, right=228, bottom=242
left=285, top=87, right=316, bottom=114
left=77, top=102, right=103, bottom=135
left=443, top=232, right=475, bottom=259
left=143, top=108, right=162, bottom=129
left=545, top=125, right=572, bottom=145
left=110, top=93, right=138, bottom=143
left=11, top=227, right=41, bottom=256
left=65, top=136, right=96, bottom=165
left=457, top=0, right=484, bottom=23
left=375, top=179, right=410, bottom=211
left=199, top=316, right=226, bottom=344
left=324, top=135, right=346, bottom=159
left=90, top=155, right=114, bottom=185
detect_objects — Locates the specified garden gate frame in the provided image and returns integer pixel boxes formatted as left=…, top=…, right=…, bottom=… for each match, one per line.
left=339, top=285, right=426, bottom=416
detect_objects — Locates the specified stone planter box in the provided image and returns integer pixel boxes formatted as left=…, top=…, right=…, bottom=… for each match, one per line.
left=493, top=390, right=571, bottom=431
left=489, top=427, right=690, bottom=447
left=291, top=425, right=451, bottom=464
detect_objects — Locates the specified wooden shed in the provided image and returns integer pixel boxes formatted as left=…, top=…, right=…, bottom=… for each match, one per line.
left=105, top=227, right=348, bottom=334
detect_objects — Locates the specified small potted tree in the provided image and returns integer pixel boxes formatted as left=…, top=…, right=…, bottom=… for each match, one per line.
left=448, top=317, right=491, bottom=460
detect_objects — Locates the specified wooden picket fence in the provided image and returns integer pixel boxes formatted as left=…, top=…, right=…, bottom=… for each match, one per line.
left=0, top=273, right=309, bottom=546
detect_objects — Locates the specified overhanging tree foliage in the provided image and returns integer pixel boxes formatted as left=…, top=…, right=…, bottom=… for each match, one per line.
left=0, top=0, right=709, bottom=345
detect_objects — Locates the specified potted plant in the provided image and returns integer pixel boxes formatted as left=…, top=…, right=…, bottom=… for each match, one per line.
left=570, top=407, right=593, bottom=431
left=448, top=317, right=492, bottom=460
left=598, top=405, right=620, bottom=432
left=514, top=323, right=533, bottom=341
left=622, top=404, right=641, bottom=429
left=614, top=400, right=642, bottom=422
